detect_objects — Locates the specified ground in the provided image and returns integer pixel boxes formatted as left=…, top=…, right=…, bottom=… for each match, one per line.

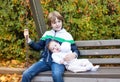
left=0, top=59, right=34, bottom=82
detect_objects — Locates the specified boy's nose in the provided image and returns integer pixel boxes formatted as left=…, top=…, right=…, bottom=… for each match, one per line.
left=56, top=22, right=59, bottom=26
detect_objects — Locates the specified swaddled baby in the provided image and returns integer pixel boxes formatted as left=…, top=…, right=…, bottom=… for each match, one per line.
left=48, top=41, right=99, bottom=73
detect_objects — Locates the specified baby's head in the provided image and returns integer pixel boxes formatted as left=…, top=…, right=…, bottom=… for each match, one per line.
left=48, top=40, right=61, bottom=53
left=48, top=41, right=71, bottom=53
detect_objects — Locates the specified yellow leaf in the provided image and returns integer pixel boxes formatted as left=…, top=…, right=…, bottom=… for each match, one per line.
left=0, top=75, right=6, bottom=81
left=11, top=60, right=19, bottom=65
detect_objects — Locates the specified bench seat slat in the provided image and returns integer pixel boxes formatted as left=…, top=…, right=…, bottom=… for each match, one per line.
left=80, top=49, right=120, bottom=55
left=88, top=58, right=120, bottom=64
left=0, top=67, right=25, bottom=74
left=32, top=67, right=120, bottom=79
left=75, top=39, right=120, bottom=47
left=64, top=67, right=120, bottom=78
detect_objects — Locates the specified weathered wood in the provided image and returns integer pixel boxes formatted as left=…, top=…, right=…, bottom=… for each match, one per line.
left=79, top=49, right=120, bottom=56
left=29, top=0, right=46, bottom=38
left=31, top=67, right=120, bottom=82
left=32, top=77, right=120, bottom=82
left=89, top=58, right=120, bottom=64
left=32, top=67, right=120, bottom=78
left=0, top=67, right=26, bottom=74
left=75, top=39, right=120, bottom=47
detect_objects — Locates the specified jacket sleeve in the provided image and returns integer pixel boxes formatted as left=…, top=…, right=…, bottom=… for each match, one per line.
left=71, top=43, right=80, bottom=57
left=28, top=39, right=45, bottom=51
left=66, top=32, right=80, bottom=57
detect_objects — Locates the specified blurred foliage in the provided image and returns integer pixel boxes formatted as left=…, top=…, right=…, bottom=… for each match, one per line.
left=0, top=0, right=37, bottom=61
left=0, top=73, right=22, bottom=82
left=0, top=0, right=120, bottom=60
left=40, top=0, right=120, bottom=40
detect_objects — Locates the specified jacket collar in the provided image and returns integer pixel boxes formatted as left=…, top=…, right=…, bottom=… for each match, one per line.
left=51, top=28, right=66, bottom=33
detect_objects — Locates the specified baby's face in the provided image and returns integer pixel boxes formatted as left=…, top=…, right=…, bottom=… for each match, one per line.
left=49, top=41, right=61, bottom=53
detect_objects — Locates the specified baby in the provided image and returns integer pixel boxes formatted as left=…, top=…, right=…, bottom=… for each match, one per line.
left=48, top=40, right=99, bottom=73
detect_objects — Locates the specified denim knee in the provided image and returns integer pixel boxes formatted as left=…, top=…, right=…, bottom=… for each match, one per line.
left=53, top=70, right=63, bottom=77
left=22, top=70, right=32, bottom=82
left=52, top=70, right=64, bottom=82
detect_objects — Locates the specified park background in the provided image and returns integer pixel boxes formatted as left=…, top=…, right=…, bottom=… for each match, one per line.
left=0, top=0, right=120, bottom=81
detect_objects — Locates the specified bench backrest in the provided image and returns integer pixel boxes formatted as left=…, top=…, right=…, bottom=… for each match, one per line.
left=75, top=39, right=120, bottom=65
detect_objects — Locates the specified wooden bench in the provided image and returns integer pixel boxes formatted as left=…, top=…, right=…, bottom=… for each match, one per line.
left=28, top=1, right=120, bottom=82
left=31, top=39, right=120, bottom=82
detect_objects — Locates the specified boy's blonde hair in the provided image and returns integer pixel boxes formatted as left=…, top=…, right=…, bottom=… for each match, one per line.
left=47, top=11, right=64, bottom=27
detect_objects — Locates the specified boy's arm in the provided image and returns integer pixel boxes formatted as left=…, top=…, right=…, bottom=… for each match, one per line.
left=71, top=43, right=80, bottom=58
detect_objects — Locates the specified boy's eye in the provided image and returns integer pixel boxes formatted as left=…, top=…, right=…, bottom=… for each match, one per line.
left=58, top=20, right=61, bottom=22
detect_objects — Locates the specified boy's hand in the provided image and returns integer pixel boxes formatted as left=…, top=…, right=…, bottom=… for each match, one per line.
left=24, top=29, right=29, bottom=41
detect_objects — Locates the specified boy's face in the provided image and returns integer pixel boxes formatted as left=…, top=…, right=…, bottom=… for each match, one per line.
left=49, top=41, right=61, bottom=53
left=51, top=17, right=62, bottom=31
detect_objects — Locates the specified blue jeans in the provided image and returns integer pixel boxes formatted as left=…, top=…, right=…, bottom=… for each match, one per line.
left=22, top=60, right=65, bottom=82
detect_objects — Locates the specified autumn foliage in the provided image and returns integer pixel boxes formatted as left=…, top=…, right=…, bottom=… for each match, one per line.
left=0, top=0, right=120, bottom=60
left=0, top=0, right=120, bottom=81
left=0, top=74, right=22, bottom=82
